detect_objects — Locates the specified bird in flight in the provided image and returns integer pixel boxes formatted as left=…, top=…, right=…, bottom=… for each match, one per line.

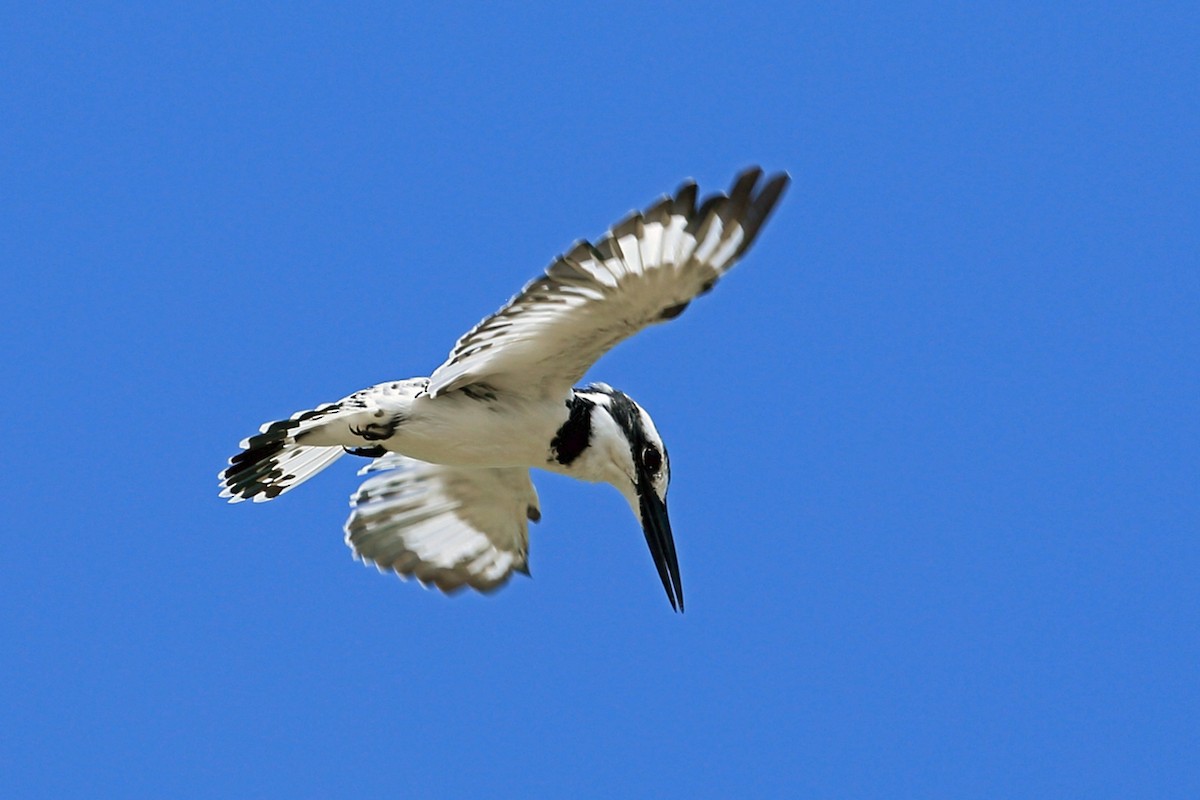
left=219, top=167, right=789, bottom=611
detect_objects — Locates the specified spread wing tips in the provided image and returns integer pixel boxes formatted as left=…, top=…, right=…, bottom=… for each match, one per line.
left=738, top=170, right=790, bottom=255
left=672, top=180, right=698, bottom=217
left=427, top=167, right=788, bottom=398
left=729, top=166, right=765, bottom=203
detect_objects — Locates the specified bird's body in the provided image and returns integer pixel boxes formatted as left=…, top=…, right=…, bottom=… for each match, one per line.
left=283, top=378, right=569, bottom=469
left=220, top=167, right=789, bottom=610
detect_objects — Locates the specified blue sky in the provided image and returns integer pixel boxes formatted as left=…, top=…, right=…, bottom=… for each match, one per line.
left=3, top=3, right=1197, bottom=797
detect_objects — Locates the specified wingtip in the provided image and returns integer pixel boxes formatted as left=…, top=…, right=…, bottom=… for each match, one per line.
left=760, top=170, right=791, bottom=200
left=733, top=168, right=790, bottom=256
left=737, top=164, right=789, bottom=184
left=673, top=180, right=698, bottom=216
left=729, top=166, right=764, bottom=200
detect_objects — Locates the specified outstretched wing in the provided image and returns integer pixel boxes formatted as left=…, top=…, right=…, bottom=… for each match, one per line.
left=426, top=167, right=789, bottom=399
left=345, top=454, right=541, bottom=594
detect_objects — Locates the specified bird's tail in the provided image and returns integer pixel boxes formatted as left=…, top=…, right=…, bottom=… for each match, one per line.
left=219, top=404, right=349, bottom=503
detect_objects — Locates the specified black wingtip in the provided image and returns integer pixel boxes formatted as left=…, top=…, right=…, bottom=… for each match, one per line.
left=729, top=166, right=764, bottom=203
left=673, top=180, right=698, bottom=217
left=755, top=171, right=791, bottom=217
left=737, top=169, right=791, bottom=256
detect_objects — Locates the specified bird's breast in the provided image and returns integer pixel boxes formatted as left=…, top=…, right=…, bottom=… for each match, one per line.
left=384, top=391, right=567, bottom=468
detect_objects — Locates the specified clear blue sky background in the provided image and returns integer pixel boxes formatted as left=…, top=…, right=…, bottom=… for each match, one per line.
left=3, top=3, right=1197, bottom=797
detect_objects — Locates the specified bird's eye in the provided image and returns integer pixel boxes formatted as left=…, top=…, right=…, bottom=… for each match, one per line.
left=642, top=445, right=662, bottom=473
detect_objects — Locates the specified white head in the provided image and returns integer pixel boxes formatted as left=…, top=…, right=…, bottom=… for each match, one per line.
left=549, top=384, right=681, bottom=611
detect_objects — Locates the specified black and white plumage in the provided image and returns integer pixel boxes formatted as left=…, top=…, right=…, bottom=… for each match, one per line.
left=220, top=167, right=789, bottom=611
left=346, top=453, right=539, bottom=593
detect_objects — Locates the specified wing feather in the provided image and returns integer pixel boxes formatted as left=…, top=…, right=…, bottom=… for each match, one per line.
left=426, top=167, right=789, bottom=398
left=344, top=454, right=540, bottom=594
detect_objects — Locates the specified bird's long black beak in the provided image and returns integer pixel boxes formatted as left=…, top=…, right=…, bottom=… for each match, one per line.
left=638, top=484, right=683, bottom=612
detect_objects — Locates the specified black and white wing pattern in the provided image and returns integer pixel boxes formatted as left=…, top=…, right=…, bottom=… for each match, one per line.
left=426, top=166, right=789, bottom=398
left=345, top=454, right=541, bottom=594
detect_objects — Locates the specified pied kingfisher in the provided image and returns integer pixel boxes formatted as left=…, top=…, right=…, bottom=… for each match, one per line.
left=219, top=167, right=788, bottom=611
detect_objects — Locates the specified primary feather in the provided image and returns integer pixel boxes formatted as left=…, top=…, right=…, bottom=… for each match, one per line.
left=426, top=167, right=789, bottom=398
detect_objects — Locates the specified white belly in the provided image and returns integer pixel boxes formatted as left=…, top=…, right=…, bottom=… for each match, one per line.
left=386, top=390, right=567, bottom=469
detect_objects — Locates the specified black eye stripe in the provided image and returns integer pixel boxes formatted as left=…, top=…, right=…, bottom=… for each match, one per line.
left=586, top=385, right=665, bottom=478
